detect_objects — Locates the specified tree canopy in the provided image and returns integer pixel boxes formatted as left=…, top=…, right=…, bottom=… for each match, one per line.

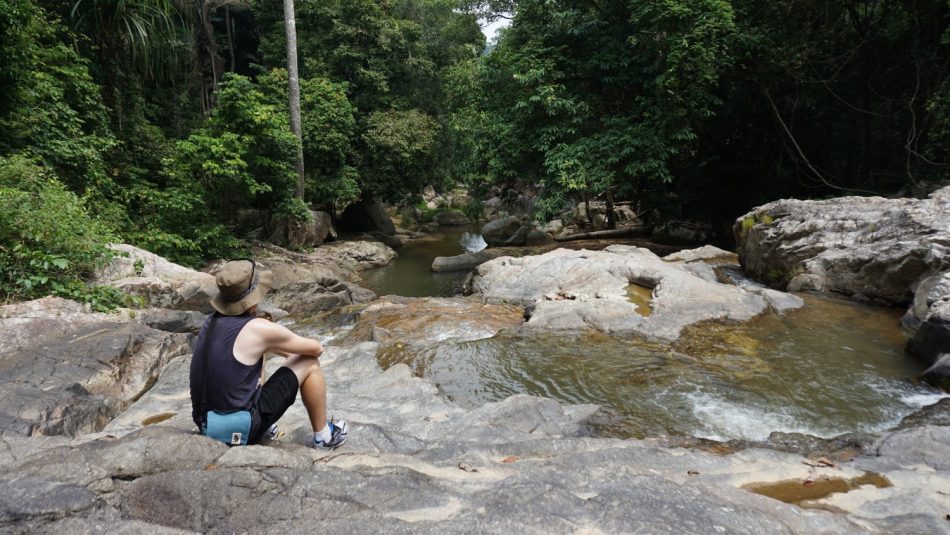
left=0, top=0, right=947, bottom=305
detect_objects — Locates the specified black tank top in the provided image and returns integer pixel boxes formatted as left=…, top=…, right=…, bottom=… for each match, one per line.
left=189, top=312, right=261, bottom=426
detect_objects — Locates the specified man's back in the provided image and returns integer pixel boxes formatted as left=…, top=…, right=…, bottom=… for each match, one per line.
left=189, top=312, right=261, bottom=428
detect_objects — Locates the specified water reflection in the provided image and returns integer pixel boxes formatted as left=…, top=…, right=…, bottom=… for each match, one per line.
left=359, top=225, right=479, bottom=297
left=460, top=232, right=487, bottom=253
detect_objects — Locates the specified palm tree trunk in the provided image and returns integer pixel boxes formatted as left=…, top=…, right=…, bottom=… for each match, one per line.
left=283, top=0, right=305, bottom=199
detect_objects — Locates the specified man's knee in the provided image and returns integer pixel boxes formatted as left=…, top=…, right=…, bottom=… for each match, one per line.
left=283, top=354, right=320, bottom=383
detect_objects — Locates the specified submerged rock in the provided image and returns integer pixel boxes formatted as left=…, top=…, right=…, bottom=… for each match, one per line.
left=337, top=296, right=524, bottom=348
left=469, top=245, right=803, bottom=340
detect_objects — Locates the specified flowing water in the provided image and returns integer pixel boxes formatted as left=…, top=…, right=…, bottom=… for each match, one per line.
left=332, top=229, right=946, bottom=441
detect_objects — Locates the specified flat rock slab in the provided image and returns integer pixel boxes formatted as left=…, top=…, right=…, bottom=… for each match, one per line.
left=1, top=330, right=947, bottom=533
left=469, top=245, right=802, bottom=340
left=0, top=320, right=189, bottom=438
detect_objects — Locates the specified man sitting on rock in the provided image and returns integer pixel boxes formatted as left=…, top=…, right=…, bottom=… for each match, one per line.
left=189, top=259, right=348, bottom=449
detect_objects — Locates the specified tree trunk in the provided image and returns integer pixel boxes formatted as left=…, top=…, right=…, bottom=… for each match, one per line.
left=283, top=0, right=306, bottom=199
left=583, top=189, right=592, bottom=228
left=225, top=7, right=236, bottom=72
left=196, top=0, right=224, bottom=109
left=554, top=226, right=650, bottom=242
left=605, top=189, right=616, bottom=230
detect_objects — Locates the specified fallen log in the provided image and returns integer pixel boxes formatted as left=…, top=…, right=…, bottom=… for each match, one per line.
left=555, top=225, right=650, bottom=242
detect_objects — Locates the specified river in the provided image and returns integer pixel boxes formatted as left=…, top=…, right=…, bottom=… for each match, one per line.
left=319, top=228, right=947, bottom=442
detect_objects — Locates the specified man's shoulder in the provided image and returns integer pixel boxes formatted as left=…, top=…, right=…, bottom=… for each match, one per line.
left=241, top=317, right=294, bottom=339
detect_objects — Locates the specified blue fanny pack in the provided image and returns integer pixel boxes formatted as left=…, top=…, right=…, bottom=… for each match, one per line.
left=204, top=410, right=252, bottom=446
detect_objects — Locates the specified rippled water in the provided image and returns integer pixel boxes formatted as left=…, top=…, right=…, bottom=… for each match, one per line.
left=376, top=295, right=946, bottom=441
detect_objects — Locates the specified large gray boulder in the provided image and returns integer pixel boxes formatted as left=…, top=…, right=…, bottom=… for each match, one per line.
left=469, top=245, right=803, bottom=340
left=237, top=242, right=385, bottom=316
left=317, top=240, right=397, bottom=271
left=734, top=188, right=950, bottom=388
left=525, top=228, right=554, bottom=246
left=480, top=215, right=522, bottom=246
left=733, top=186, right=950, bottom=304
left=270, top=277, right=376, bottom=315
left=906, top=271, right=950, bottom=385
left=339, top=198, right=397, bottom=235
left=93, top=244, right=217, bottom=312
left=0, top=319, right=189, bottom=437
left=265, top=210, right=337, bottom=247
left=434, top=210, right=471, bottom=226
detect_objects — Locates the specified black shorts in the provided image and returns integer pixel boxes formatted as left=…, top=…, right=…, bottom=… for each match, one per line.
left=249, top=367, right=299, bottom=444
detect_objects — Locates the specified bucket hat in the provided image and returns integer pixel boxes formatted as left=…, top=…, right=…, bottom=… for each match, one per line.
left=210, top=259, right=273, bottom=315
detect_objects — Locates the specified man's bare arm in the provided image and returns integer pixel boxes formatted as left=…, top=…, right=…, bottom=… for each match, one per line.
left=256, top=320, right=323, bottom=358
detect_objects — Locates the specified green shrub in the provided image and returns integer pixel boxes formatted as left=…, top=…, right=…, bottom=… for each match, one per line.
left=0, top=155, right=126, bottom=309
left=462, top=198, right=483, bottom=222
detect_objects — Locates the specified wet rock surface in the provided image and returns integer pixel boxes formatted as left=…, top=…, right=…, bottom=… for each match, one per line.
left=469, top=245, right=803, bottom=340
left=1, top=333, right=947, bottom=533
left=2, top=237, right=948, bottom=532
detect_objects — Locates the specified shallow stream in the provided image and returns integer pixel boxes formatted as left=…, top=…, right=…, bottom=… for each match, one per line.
left=358, top=225, right=479, bottom=297
left=327, top=228, right=946, bottom=441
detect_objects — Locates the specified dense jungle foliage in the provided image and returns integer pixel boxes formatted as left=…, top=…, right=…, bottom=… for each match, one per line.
left=0, top=0, right=948, bottom=304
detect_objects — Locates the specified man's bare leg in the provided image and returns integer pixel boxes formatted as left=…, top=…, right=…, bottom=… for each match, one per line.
left=282, top=355, right=326, bottom=431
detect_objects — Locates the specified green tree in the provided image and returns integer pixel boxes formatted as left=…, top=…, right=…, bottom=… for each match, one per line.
left=0, top=0, right=116, bottom=198
left=360, top=109, right=441, bottom=202
left=451, top=0, right=737, bottom=222
left=0, top=155, right=125, bottom=309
